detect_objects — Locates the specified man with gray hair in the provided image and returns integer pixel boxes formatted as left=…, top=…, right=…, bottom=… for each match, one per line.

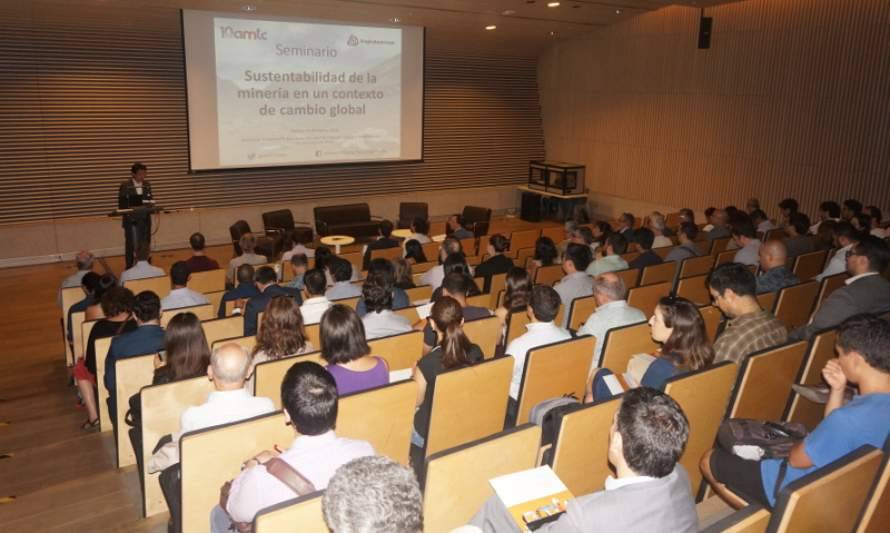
left=58, top=250, right=97, bottom=307
left=648, top=212, right=673, bottom=249
left=577, top=272, right=646, bottom=367
left=323, top=456, right=423, bottom=533
left=226, top=233, right=268, bottom=285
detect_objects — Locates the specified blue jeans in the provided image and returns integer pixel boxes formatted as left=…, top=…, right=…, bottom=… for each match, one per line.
left=411, top=428, right=425, bottom=448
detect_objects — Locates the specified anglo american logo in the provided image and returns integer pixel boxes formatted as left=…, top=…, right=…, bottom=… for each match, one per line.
left=219, top=26, right=268, bottom=40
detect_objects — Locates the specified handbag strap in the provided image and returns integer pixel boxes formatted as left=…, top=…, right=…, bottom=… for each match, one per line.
left=264, top=457, right=316, bottom=496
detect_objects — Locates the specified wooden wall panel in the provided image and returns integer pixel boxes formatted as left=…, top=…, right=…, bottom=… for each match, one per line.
left=539, top=0, right=890, bottom=219
left=0, top=2, right=543, bottom=224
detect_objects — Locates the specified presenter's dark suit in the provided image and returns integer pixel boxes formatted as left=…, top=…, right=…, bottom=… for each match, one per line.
left=118, top=180, right=154, bottom=268
left=244, top=284, right=302, bottom=336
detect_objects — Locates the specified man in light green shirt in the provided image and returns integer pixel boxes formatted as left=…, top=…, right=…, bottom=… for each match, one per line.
left=587, top=233, right=630, bottom=276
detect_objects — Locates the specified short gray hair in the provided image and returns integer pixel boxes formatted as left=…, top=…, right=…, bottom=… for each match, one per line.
left=649, top=213, right=666, bottom=232
left=210, top=343, right=251, bottom=385
left=592, top=274, right=627, bottom=302
left=76, top=250, right=95, bottom=271
left=323, top=456, right=422, bottom=533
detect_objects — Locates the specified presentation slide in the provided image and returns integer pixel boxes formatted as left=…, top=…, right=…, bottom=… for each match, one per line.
left=183, top=10, right=424, bottom=170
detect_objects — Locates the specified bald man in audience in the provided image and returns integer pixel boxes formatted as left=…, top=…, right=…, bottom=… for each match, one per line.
left=755, top=241, right=799, bottom=294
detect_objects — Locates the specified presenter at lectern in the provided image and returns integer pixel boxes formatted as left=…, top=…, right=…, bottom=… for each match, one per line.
left=118, top=162, right=155, bottom=269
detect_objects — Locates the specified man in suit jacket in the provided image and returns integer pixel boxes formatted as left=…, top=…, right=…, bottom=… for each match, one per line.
left=791, top=236, right=890, bottom=341
left=470, top=387, right=698, bottom=533
left=474, top=234, right=514, bottom=293
left=243, top=266, right=301, bottom=336
left=362, top=219, right=400, bottom=270
left=118, top=162, right=155, bottom=269
left=628, top=227, right=663, bottom=271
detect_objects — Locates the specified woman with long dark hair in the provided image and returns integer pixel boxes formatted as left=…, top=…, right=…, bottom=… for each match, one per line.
left=411, top=296, right=483, bottom=447
left=404, top=239, right=428, bottom=265
left=153, top=312, right=212, bottom=384
left=494, top=267, right=532, bottom=342
left=321, top=304, right=389, bottom=395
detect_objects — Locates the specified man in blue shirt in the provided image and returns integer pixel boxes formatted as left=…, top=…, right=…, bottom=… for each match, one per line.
left=217, top=264, right=260, bottom=318
left=104, top=291, right=165, bottom=427
left=703, top=313, right=890, bottom=507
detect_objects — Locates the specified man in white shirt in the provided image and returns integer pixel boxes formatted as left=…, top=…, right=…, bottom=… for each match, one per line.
left=212, top=361, right=374, bottom=531
left=555, top=244, right=594, bottom=327
left=866, top=206, right=887, bottom=238
left=227, top=233, right=268, bottom=286
left=299, top=268, right=332, bottom=325
left=419, top=237, right=462, bottom=289
left=119, top=242, right=165, bottom=285
left=648, top=213, right=673, bottom=249
left=751, top=209, right=777, bottom=234
left=325, top=258, right=363, bottom=300
left=731, top=221, right=762, bottom=267
left=578, top=273, right=646, bottom=367
left=58, top=250, right=95, bottom=307
left=505, top=286, right=572, bottom=408
left=160, top=261, right=209, bottom=310
left=402, top=217, right=432, bottom=253
left=815, top=221, right=858, bottom=281
left=361, top=274, right=412, bottom=340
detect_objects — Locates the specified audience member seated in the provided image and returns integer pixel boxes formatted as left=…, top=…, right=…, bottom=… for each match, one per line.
left=866, top=205, right=886, bottom=238
left=299, top=268, right=333, bottom=325
left=570, top=226, right=597, bottom=255
left=704, top=209, right=731, bottom=243
left=119, top=242, right=165, bottom=285
left=363, top=219, right=400, bottom=270
left=67, top=272, right=101, bottom=343
left=212, top=361, right=375, bottom=531
left=475, top=234, right=514, bottom=293
left=784, top=212, right=815, bottom=264
left=423, top=273, right=491, bottom=354
left=314, top=246, right=334, bottom=282
left=58, top=250, right=99, bottom=307
left=244, top=266, right=301, bottom=336
left=615, top=212, right=636, bottom=240
left=184, top=232, right=219, bottom=273
left=790, top=236, right=890, bottom=341
left=412, top=297, right=483, bottom=448
left=591, top=297, right=713, bottom=401
left=104, top=290, right=164, bottom=425
left=731, top=220, right=762, bottom=267
left=281, top=229, right=315, bottom=261
left=471, top=387, right=697, bottom=532
left=746, top=197, right=760, bottom=214
left=591, top=222, right=612, bottom=251
left=404, top=239, right=428, bottom=265
left=321, top=305, right=389, bottom=395
left=246, top=296, right=315, bottom=390
left=325, top=258, right=363, bottom=301
left=430, top=253, right=481, bottom=302
left=356, top=258, right=410, bottom=317
left=815, top=221, right=858, bottom=281
left=814, top=219, right=838, bottom=251
left=226, top=233, right=268, bottom=286
left=284, top=253, right=308, bottom=291
left=756, top=241, right=799, bottom=294
left=495, top=268, right=532, bottom=342
left=161, top=261, right=209, bottom=311
left=87, top=274, right=118, bottom=321
left=361, top=274, right=413, bottom=340
left=420, top=237, right=462, bottom=289
left=74, top=286, right=137, bottom=430
left=505, top=285, right=572, bottom=412
left=665, top=223, right=701, bottom=264
left=578, top=273, right=646, bottom=365
left=705, top=314, right=890, bottom=508
left=751, top=209, right=777, bottom=234
left=530, top=236, right=559, bottom=280
left=551, top=243, right=593, bottom=327
left=850, top=212, right=873, bottom=238
left=403, top=217, right=432, bottom=250
left=809, top=200, right=841, bottom=235
left=217, top=264, right=259, bottom=318
left=628, top=228, right=663, bottom=270
left=393, top=257, right=416, bottom=290
left=841, top=198, right=863, bottom=220
left=447, top=213, right=475, bottom=240
left=153, top=343, right=276, bottom=528
left=778, top=198, right=799, bottom=226
left=586, top=234, right=628, bottom=277
left=708, top=263, right=787, bottom=364
left=678, top=207, right=695, bottom=226
left=323, top=456, right=423, bottom=533
left=649, top=212, right=673, bottom=249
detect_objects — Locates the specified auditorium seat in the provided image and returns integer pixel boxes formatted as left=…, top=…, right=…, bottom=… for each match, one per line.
left=461, top=205, right=491, bottom=237
left=261, top=208, right=313, bottom=244
left=229, top=219, right=277, bottom=258
left=515, top=336, right=594, bottom=424
left=313, top=203, right=380, bottom=239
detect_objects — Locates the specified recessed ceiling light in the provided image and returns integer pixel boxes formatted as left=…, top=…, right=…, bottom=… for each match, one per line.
left=547, top=1, right=561, bottom=7
left=485, top=25, right=497, bottom=31
left=241, top=4, right=256, bottom=12
left=615, top=9, right=622, bottom=14
left=502, top=9, right=516, bottom=15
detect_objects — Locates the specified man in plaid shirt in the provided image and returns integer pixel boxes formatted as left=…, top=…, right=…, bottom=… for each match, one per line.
left=708, top=263, right=788, bottom=364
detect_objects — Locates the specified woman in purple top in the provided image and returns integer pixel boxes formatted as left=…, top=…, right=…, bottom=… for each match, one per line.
left=321, top=304, right=389, bottom=395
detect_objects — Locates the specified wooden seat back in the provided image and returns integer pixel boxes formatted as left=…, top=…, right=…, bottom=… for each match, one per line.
left=425, top=356, right=513, bottom=457
left=727, top=341, right=808, bottom=421
left=640, top=261, right=678, bottom=286
left=462, top=315, right=501, bottom=359
left=61, top=286, right=84, bottom=366
left=205, top=290, right=225, bottom=317
left=551, top=398, right=621, bottom=496
left=715, top=249, right=737, bottom=267
left=211, top=335, right=257, bottom=353
left=679, top=254, right=715, bottom=279
left=769, top=446, right=883, bottom=533
left=541, top=225, right=565, bottom=243
left=488, top=272, right=507, bottom=308
left=337, top=252, right=363, bottom=276
left=814, top=273, right=849, bottom=312
left=614, top=267, right=641, bottom=289
left=598, top=320, right=655, bottom=370
left=856, top=439, right=890, bottom=533
left=620, top=251, right=640, bottom=264
left=423, top=425, right=542, bottom=533
left=459, top=237, right=477, bottom=256
left=700, top=305, right=723, bottom=342
left=305, top=322, right=321, bottom=348
left=663, top=362, right=738, bottom=495
left=95, top=336, right=114, bottom=432
left=700, top=505, right=771, bottom=533
left=654, top=245, right=676, bottom=258
left=785, top=329, right=837, bottom=430
left=676, top=273, right=711, bottom=306
left=188, top=269, right=226, bottom=294
left=757, top=291, right=778, bottom=313
left=515, top=248, right=536, bottom=272
left=181, top=380, right=415, bottom=532
left=773, top=281, right=820, bottom=330
left=115, top=353, right=157, bottom=468
left=710, top=237, right=732, bottom=255
left=509, top=228, right=541, bottom=251
left=515, top=336, right=595, bottom=424
left=254, top=352, right=324, bottom=407
left=141, top=376, right=214, bottom=517
left=626, top=281, right=672, bottom=317
left=124, top=275, right=171, bottom=299
left=421, top=242, right=440, bottom=263
left=201, top=316, right=244, bottom=347
left=792, top=250, right=828, bottom=281
left=254, top=493, right=326, bottom=533
left=392, top=305, right=420, bottom=323
left=568, top=294, right=597, bottom=331
left=404, top=285, right=432, bottom=303
left=534, top=264, right=564, bottom=286
left=465, top=293, right=491, bottom=309
left=370, top=246, right=402, bottom=262
left=160, top=304, right=214, bottom=327
left=331, top=296, right=360, bottom=309
left=76, top=315, right=96, bottom=362
left=370, top=330, right=424, bottom=371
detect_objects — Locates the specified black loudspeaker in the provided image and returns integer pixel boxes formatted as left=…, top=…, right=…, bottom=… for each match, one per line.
left=520, top=192, right=542, bottom=222
left=698, top=16, right=713, bottom=49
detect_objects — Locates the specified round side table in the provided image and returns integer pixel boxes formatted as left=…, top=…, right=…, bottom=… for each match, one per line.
left=320, top=235, right=356, bottom=254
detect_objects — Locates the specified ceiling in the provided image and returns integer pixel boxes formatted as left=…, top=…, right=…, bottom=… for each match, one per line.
left=27, top=0, right=748, bottom=56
